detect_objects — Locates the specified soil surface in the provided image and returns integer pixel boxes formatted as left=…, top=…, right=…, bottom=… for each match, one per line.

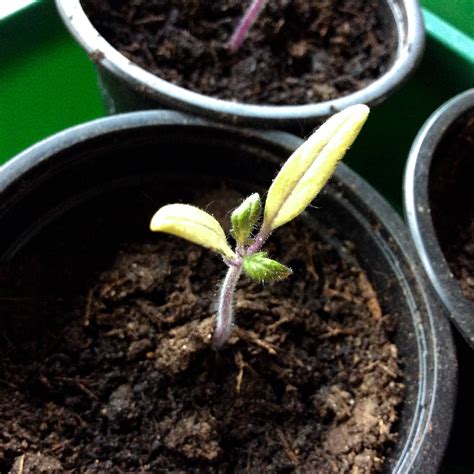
left=430, top=110, right=474, bottom=303
left=0, top=197, right=404, bottom=472
left=81, top=0, right=393, bottom=105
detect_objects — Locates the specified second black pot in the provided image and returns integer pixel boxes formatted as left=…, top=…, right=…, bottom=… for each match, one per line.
left=404, top=89, right=474, bottom=348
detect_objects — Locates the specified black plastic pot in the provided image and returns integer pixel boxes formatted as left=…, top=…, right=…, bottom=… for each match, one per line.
left=404, top=89, right=474, bottom=348
left=55, top=0, right=424, bottom=131
left=0, top=111, right=455, bottom=472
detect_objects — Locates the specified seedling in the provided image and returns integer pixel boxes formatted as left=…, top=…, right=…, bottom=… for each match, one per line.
left=151, top=105, right=369, bottom=348
left=228, top=0, right=267, bottom=53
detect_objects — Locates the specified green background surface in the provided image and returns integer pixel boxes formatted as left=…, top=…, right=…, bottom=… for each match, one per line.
left=422, top=0, right=474, bottom=38
left=0, top=1, right=104, bottom=166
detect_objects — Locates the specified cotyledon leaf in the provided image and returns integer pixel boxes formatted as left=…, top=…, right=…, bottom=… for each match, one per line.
left=150, top=204, right=236, bottom=259
left=263, top=104, right=370, bottom=231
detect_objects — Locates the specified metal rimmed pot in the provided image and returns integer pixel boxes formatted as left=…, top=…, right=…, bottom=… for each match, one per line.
left=0, top=111, right=455, bottom=472
left=55, top=0, right=424, bottom=131
left=404, top=89, right=474, bottom=348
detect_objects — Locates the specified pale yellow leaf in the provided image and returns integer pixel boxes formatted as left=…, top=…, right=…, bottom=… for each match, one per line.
left=264, top=104, right=370, bottom=230
left=150, top=204, right=236, bottom=259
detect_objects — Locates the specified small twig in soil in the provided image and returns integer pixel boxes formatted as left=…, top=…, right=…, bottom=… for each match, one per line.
left=83, top=288, right=94, bottom=327
left=122, top=42, right=141, bottom=53
left=235, top=299, right=269, bottom=312
left=277, top=429, right=299, bottom=465
left=50, top=438, right=73, bottom=454
left=99, top=277, right=127, bottom=298
left=56, top=377, right=100, bottom=401
left=181, top=268, right=195, bottom=295
left=363, top=361, right=398, bottom=379
left=304, top=234, right=320, bottom=283
left=103, top=328, right=125, bottom=338
left=17, top=454, right=25, bottom=474
left=134, top=14, right=165, bottom=25
left=322, top=283, right=358, bottom=303
left=141, top=42, right=158, bottom=70
left=240, top=290, right=271, bottom=301
left=234, top=327, right=277, bottom=355
left=235, top=351, right=246, bottom=393
left=358, top=272, right=382, bottom=320
left=318, top=325, right=357, bottom=339
left=267, top=315, right=291, bottom=332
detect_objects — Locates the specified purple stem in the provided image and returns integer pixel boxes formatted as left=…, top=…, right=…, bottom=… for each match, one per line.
left=227, top=0, right=267, bottom=53
left=213, top=261, right=243, bottom=348
left=246, top=225, right=271, bottom=255
left=213, top=224, right=273, bottom=348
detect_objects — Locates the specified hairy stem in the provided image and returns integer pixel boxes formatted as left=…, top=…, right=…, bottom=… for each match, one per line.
left=214, top=224, right=273, bottom=347
left=214, top=261, right=243, bottom=348
left=227, top=0, right=267, bottom=53
left=246, top=225, right=271, bottom=255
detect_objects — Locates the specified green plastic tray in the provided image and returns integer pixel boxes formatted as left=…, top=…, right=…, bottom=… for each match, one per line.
left=422, top=0, right=474, bottom=38
left=0, top=0, right=104, bottom=165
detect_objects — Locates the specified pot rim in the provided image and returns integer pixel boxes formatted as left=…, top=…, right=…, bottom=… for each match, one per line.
left=0, top=110, right=456, bottom=472
left=55, top=0, right=425, bottom=126
left=404, top=88, right=474, bottom=348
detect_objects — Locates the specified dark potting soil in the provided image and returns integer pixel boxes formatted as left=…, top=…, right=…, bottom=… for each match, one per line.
left=0, top=194, right=404, bottom=472
left=429, top=110, right=474, bottom=304
left=81, top=0, right=393, bottom=105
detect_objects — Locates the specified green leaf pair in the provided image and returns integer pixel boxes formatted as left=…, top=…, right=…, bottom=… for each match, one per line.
left=150, top=104, right=370, bottom=276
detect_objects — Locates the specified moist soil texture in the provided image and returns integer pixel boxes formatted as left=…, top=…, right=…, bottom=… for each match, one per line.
left=81, top=0, right=393, bottom=105
left=430, top=110, right=474, bottom=303
left=0, top=194, right=404, bottom=473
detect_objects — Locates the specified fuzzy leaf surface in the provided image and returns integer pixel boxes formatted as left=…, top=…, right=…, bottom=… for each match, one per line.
left=243, top=252, right=292, bottom=282
left=231, top=193, right=261, bottom=245
left=150, top=204, right=236, bottom=259
left=264, top=104, right=369, bottom=230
